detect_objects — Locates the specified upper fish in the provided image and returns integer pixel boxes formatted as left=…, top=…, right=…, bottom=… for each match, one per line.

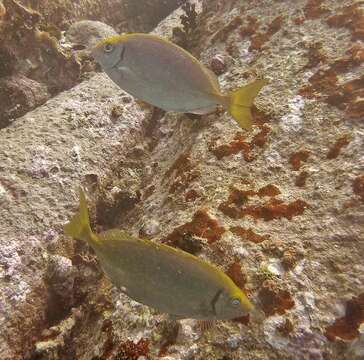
left=91, top=33, right=266, bottom=130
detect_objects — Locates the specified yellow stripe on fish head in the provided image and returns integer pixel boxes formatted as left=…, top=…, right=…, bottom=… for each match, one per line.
left=92, top=33, right=133, bottom=70
left=94, top=33, right=131, bottom=50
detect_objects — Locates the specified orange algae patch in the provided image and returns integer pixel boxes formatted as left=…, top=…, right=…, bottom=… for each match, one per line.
left=210, top=132, right=251, bottom=161
left=300, top=44, right=364, bottom=118
left=163, top=210, right=225, bottom=245
left=230, top=226, right=269, bottom=243
left=218, top=187, right=254, bottom=218
left=226, top=260, right=248, bottom=290
left=268, top=16, right=284, bottom=34
left=326, top=76, right=362, bottom=106
left=289, top=150, right=311, bottom=171
left=326, top=74, right=364, bottom=119
left=210, top=123, right=270, bottom=161
left=165, top=153, right=193, bottom=178
left=293, top=17, right=305, bottom=25
left=185, top=189, right=200, bottom=202
left=325, top=293, right=364, bottom=341
left=219, top=198, right=307, bottom=221
left=241, top=198, right=307, bottom=221
left=221, top=185, right=280, bottom=209
left=326, top=135, right=351, bottom=159
left=164, top=153, right=200, bottom=194
left=117, top=339, right=149, bottom=359
left=212, top=16, right=243, bottom=43
left=353, top=175, right=364, bottom=201
left=303, top=42, right=327, bottom=69
left=251, top=106, right=271, bottom=126
left=249, top=16, right=284, bottom=51
left=347, top=44, right=364, bottom=63
left=239, top=16, right=259, bottom=37
left=304, top=0, right=330, bottom=19
left=227, top=187, right=255, bottom=204
left=232, top=314, right=250, bottom=325
left=169, top=172, right=200, bottom=193
left=258, top=184, right=281, bottom=197
left=295, top=171, right=309, bottom=187
left=327, top=3, right=364, bottom=41
left=299, top=69, right=338, bottom=99
left=251, top=124, right=270, bottom=147
left=259, top=280, right=295, bottom=316
left=331, top=45, right=364, bottom=73
left=346, top=97, right=364, bottom=119
left=219, top=185, right=307, bottom=221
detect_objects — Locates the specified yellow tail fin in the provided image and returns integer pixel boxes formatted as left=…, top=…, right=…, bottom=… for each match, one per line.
left=64, top=188, right=96, bottom=244
left=228, top=79, right=267, bottom=130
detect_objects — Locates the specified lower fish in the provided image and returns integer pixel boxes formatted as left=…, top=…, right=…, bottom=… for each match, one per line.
left=91, top=33, right=267, bottom=130
left=64, top=189, right=254, bottom=320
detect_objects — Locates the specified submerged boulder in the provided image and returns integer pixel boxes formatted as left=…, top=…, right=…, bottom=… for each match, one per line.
left=0, top=0, right=363, bottom=359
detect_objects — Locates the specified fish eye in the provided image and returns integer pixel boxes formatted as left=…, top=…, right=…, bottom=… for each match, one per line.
left=104, top=43, right=114, bottom=53
left=231, top=298, right=241, bottom=306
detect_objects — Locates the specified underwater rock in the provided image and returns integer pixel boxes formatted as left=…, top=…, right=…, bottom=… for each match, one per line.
left=46, top=254, right=75, bottom=322
left=14, top=0, right=180, bottom=32
left=0, top=0, right=181, bottom=127
left=210, top=54, right=227, bottom=75
left=65, top=20, right=117, bottom=49
left=0, top=0, right=81, bottom=126
left=0, top=74, right=49, bottom=127
left=1, top=0, right=363, bottom=359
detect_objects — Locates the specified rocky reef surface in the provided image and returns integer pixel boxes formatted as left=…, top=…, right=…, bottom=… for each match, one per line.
left=0, top=0, right=363, bottom=359
left=0, top=0, right=180, bottom=128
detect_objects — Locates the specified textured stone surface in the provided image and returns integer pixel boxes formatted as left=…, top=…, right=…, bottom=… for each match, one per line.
left=0, top=0, right=179, bottom=127
left=20, top=0, right=180, bottom=32
left=0, top=73, right=147, bottom=359
left=0, top=0, right=363, bottom=359
left=65, top=20, right=117, bottom=48
left=0, top=74, right=50, bottom=127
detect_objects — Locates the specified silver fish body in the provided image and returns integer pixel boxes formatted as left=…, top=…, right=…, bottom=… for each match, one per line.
left=92, top=34, right=224, bottom=113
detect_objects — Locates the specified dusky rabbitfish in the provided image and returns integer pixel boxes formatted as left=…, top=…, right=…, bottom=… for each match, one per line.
left=64, top=189, right=254, bottom=320
left=91, top=33, right=266, bottom=130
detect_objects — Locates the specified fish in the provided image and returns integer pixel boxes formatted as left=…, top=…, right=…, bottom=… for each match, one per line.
left=91, top=33, right=267, bottom=130
left=64, top=189, right=254, bottom=320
